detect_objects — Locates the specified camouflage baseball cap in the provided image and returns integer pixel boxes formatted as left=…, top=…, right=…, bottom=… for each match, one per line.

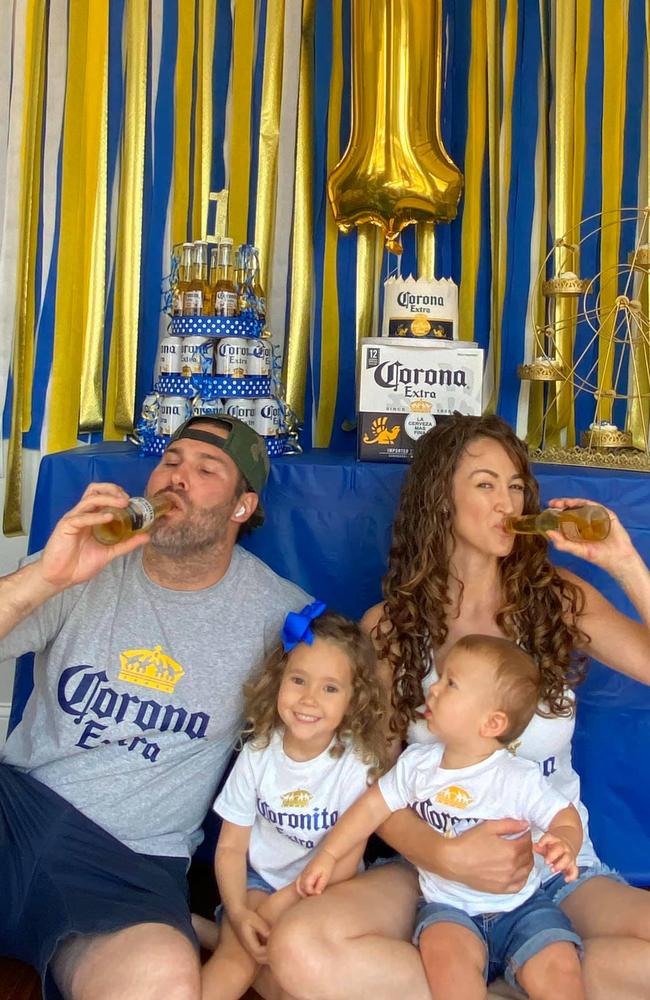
left=168, top=414, right=270, bottom=527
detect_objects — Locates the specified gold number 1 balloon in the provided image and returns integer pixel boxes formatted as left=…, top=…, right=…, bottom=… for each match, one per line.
left=328, top=0, right=463, bottom=254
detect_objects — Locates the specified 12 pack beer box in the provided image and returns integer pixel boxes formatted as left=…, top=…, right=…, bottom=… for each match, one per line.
left=358, top=338, right=484, bottom=462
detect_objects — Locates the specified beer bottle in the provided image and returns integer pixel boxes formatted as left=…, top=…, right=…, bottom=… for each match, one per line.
left=234, top=245, right=253, bottom=315
left=172, top=243, right=193, bottom=316
left=208, top=243, right=220, bottom=315
left=250, top=246, right=266, bottom=324
left=213, top=238, right=238, bottom=317
left=503, top=504, right=610, bottom=542
left=92, top=495, right=173, bottom=545
left=183, top=242, right=208, bottom=316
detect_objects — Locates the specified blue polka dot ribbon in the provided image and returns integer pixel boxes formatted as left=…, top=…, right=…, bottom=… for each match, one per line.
left=281, top=601, right=327, bottom=651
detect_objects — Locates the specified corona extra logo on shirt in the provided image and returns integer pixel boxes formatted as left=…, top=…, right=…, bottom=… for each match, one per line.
left=118, top=645, right=185, bottom=694
left=281, top=788, right=313, bottom=808
left=434, top=785, right=474, bottom=809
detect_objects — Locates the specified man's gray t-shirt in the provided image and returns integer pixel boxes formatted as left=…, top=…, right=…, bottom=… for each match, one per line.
left=0, top=547, right=308, bottom=859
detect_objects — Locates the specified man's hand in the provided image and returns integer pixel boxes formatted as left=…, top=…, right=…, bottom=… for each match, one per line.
left=230, top=907, right=272, bottom=964
left=295, top=850, right=337, bottom=897
left=534, top=832, right=579, bottom=881
left=445, top=819, right=534, bottom=894
left=39, top=483, right=149, bottom=590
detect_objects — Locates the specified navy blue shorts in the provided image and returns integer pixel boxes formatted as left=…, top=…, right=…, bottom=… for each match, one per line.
left=0, top=765, right=196, bottom=996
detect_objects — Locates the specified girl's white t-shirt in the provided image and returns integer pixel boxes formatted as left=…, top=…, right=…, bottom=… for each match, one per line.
left=408, top=665, right=599, bottom=875
left=213, top=730, right=371, bottom=889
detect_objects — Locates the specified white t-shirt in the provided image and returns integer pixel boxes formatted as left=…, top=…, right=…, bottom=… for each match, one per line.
left=213, top=730, right=371, bottom=889
left=408, top=665, right=599, bottom=875
left=379, top=743, right=572, bottom=914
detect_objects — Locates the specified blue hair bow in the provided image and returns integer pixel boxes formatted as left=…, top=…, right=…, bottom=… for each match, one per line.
left=281, top=601, right=327, bottom=652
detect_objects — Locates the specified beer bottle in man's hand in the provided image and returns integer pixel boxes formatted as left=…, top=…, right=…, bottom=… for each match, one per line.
left=92, top=495, right=173, bottom=545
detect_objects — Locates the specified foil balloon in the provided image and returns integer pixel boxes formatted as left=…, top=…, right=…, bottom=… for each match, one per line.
left=328, top=0, right=463, bottom=254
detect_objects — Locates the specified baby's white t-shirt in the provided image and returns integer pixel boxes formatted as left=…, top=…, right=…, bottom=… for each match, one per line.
left=214, top=730, right=371, bottom=889
left=379, top=743, right=574, bottom=915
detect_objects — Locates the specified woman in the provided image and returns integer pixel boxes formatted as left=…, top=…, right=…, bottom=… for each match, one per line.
left=265, top=414, right=650, bottom=1000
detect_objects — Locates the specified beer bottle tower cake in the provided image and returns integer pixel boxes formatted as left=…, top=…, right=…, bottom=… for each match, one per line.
left=137, top=237, right=287, bottom=457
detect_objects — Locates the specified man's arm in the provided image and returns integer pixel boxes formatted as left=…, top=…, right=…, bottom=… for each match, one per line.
left=0, top=483, right=148, bottom=645
left=378, top=807, right=534, bottom=895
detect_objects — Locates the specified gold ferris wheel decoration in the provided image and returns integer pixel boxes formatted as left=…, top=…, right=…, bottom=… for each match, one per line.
left=519, top=207, right=650, bottom=470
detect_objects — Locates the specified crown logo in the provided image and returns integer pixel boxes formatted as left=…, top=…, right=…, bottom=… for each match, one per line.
left=409, top=400, right=432, bottom=413
left=434, top=785, right=474, bottom=809
left=118, top=645, right=185, bottom=694
left=281, top=788, right=313, bottom=808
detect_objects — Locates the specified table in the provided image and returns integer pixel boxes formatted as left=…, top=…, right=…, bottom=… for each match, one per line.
left=11, top=442, right=650, bottom=883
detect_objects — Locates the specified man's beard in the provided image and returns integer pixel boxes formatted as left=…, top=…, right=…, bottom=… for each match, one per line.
left=148, top=496, right=234, bottom=557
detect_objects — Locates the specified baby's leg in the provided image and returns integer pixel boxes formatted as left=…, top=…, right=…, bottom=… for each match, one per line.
left=201, top=888, right=269, bottom=1000
left=419, top=922, right=488, bottom=1000
left=516, top=941, right=584, bottom=1000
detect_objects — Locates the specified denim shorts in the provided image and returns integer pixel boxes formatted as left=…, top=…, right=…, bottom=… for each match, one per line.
left=214, top=865, right=275, bottom=923
left=542, top=863, right=626, bottom=906
left=413, top=887, right=582, bottom=988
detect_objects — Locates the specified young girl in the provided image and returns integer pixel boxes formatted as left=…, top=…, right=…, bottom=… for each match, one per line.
left=201, top=601, right=390, bottom=1000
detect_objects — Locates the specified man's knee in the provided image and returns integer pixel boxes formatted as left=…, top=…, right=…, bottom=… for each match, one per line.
left=55, top=923, right=200, bottom=1000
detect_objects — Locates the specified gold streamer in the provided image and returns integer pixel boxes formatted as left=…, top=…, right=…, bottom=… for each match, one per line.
left=355, top=224, right=383, bottom=352
left=484, top=0, right=501, bottom=409
left=526, top=0, right=550, bottom=448
left=104, top=0, right=148, bottom=437
left=417, top=222, right=436, bottom=280
left=229, top=0, right=256, bottom=246
left=172, top=0, right=195, bottom=246
left=547, top=1, right=577, bottom=445
left=487, top=0, right=517, bottom=412
left=192, top=1, right=216, bottom=238
left=458, top=0, right=487, bottom=342
left=79, top=0, right=109, bottom=431
left=284, top=0, right=315, bottom=424
left=4, top=0, right=46, bottom=535
left=48, top=0, right=92, bottom=452
left=596, top=0, right=629, bottom=424
left=315, top=0, right=343, bottom=447
left=254, top=0, right=285, bottom=296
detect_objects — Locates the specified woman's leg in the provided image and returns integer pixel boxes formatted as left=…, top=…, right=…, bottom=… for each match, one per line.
left=558, top=878, right=650, bottom=1000
left=265, top=863, right=430, bottom=1000
left=419, top=923, right=487, bottom=1000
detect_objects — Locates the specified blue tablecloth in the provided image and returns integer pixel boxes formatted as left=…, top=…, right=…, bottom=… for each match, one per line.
left=10, top=442, right=650, bottom=883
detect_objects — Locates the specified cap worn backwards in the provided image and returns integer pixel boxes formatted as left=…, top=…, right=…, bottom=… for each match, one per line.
left=168, top=414, right=270, bottom=527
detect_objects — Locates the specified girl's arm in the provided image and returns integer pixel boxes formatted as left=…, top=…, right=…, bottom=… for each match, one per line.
left=215, top=820, right=271, bottom=959
left=296, top=785, right=391, bottom=896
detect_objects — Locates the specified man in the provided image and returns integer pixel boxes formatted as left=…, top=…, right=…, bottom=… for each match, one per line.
left=0, top=415, right=308, bottom=1000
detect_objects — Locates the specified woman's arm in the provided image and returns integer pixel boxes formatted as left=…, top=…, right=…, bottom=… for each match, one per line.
left=378, top=807, right=533, bottom=894
left=548, top=498, right=650, bottom=682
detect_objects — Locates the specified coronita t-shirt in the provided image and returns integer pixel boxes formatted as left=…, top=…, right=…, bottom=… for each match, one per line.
left=213, top=730, right=371, bottom=889
left=1, top=547, right=308, bottom=859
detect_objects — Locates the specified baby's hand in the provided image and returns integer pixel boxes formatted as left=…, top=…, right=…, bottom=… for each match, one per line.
left=296, top=850, right=337, bottom=897
left=534, top=833, right=579, bottom=882
left=230, top=907, right=271, bottom=963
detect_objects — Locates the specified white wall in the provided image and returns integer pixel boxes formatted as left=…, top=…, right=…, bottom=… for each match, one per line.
left=0, top=450, right=41, bottom=743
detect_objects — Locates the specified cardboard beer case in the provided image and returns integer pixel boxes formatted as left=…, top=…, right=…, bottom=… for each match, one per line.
left=357, top=338, right=483, bottom=462
left=382, top=276, right=458, bottom=340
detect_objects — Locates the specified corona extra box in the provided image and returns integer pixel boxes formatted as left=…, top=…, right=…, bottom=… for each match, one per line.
left=381, top=276, right=458, bottom=340
left=358, top=338, right=483, bottom=462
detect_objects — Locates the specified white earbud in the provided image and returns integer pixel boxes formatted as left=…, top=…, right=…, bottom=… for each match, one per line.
left=235, top=506, right=246, bottom=517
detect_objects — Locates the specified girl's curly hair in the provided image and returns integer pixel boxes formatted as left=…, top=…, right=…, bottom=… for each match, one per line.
left=244, top=610, right=391, bottom=778
left=378, top=414, right=590, bottom=738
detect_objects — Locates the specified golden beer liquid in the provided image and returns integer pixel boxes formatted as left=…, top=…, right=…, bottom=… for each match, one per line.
left=504, top=504, right=611, bottom=542
left=92, top=495, right=173, bottom=545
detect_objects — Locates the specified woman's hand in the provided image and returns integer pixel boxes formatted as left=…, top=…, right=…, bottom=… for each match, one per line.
left=445, top=819, right=534, bottom=894
left=546, top=497, right=636, bottom=576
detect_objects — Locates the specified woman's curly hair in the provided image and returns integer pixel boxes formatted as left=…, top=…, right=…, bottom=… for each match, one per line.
left=244, top=610, right=391, bottom=778
left=378, top=414, right=590, bottom=738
